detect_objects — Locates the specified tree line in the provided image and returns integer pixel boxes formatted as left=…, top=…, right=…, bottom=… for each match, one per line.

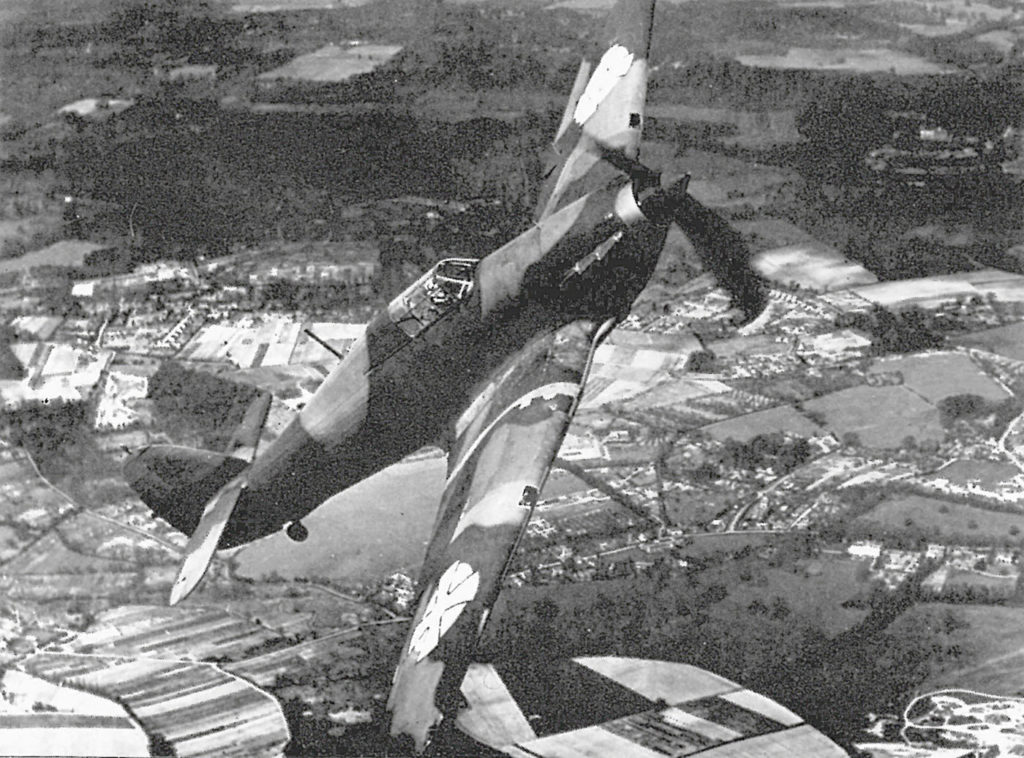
left=148, top=361, right=258, bottom=450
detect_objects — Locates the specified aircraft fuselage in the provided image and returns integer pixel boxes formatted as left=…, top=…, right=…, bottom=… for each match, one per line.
left=218, top=182, right=667, bottom=548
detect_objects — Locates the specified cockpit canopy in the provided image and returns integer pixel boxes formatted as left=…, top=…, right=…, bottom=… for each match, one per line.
left=388, top=258, right=478, bottom=338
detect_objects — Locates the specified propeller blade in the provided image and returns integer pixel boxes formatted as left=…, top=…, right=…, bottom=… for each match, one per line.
left=593, top=141, right=660, bottom=194
left=589, top=139, right=768, bottom=325
left=670, top=193, right=769, bottom=324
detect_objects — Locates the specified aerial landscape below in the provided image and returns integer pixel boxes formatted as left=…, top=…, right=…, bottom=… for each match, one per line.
left=1, top=0, right=1024, bottom=755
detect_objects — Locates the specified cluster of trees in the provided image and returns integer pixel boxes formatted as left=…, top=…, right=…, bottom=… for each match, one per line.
left=0, top=399, right=89, bottom=466
left=61, top=101, right=541, bottom=265
left=92, top=1, right=293, bottom=75
left=148, top=362, right=258, bottom=449
left=256, top=280, right=366, bottom=313
left=394, top=1, right=590, bottom=91
left=796, top=74, right=1023, bottom=178
left=0, top=326, right=24, bottom=381
left=716, top=432, right=812, bottom=475
left=934, top=581, right=1016, bottom=605
left=938, top=393, right=1023, bottom=431
left=836, top=305, right=945, bottom=355
left=867, top=306, right=946, bottom=354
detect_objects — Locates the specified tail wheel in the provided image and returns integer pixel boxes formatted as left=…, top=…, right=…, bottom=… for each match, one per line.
left=286, top=521, right=309, bottom=542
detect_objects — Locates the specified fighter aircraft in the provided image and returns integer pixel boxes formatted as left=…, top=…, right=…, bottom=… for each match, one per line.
left=123, top=0, right=767, bottom=750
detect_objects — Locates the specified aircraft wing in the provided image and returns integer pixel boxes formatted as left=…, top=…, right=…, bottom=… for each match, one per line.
left=388, top=317, right=613, bottom=752
left=534, top=0, right=655, bottom=222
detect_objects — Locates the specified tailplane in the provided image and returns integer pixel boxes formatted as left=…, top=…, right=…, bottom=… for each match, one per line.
left=123, top=444, right=247, bottom=538
left=123, top=391, right=273, bottom=603
left=123, top=391, right=271, bottom=536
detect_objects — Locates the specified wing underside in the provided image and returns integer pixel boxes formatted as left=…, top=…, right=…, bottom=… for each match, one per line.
left=387, top=318, right=611, bottom=752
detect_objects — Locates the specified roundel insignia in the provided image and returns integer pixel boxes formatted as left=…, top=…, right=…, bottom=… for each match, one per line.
left=573, top=44, right=634, bottom=126
left=409, top=561, right=481, bottom=662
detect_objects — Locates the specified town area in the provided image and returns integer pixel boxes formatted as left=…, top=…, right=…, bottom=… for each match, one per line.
left=3, top=0, right=1024, bottom=754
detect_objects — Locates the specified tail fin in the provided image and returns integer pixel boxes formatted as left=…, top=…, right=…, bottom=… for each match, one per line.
left=534, top=0, right=655, bottom=221
left=124, top=391, right=271, bottom=536
left=123, top=445, right=247, bottom=537
left=225, top=391, right=272, bottom=461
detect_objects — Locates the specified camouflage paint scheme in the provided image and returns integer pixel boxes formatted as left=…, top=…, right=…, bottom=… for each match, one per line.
left=124, top=0, right=681, bottom=750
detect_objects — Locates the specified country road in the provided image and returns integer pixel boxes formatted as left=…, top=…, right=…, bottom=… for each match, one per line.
left=998, top=410, right=1024, bottom=473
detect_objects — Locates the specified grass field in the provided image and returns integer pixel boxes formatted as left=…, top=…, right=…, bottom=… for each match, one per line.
left=0, top=525, right=31, bottom=562
left=702, top=404, right=820, bottom=443
left=234, top=457, right=444, bottom=583
left=0, top=217, right=62, bottom=255
left=954, top=322, right=1024, bottom=362
left=859, top=494, right=1024, bottom=543
left=540, top=468, right=593, bottom=499
left=710, top=558, right=867, bottom=637
left=869, top=353, right=1009, bottom=405
left=921, top=604, right=1024, bottom=696
left=935, top=459, right=1020, bottom=489
left=0, top=237, right=99, bottom=273
left=646, top=104, right=802, bottom=148
left=804, top=385, right=942, bottom=448
left=945, top=568, right=1019, bottom=590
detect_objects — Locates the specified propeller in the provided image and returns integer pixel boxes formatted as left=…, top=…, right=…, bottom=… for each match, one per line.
left=663, top=186, right=769, bottom=325
left=596, top=143, right=769, bottom=325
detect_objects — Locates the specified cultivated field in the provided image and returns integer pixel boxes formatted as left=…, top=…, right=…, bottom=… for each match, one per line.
left=2, top=531, right=135, bottom=575
left=805, top=385, right=943, bottom=448
left=852, top=276, right=978, bottom=309
left=751, top=243, right=877, bottom=292
left=869, top=352, right=1009, bottom=405
left=736, top=47, right=954, bottom=74
left=962, top=270, right=1024, bottom=304
left=854, top=271, right=1024, bottom=310
left=623, top=377, right=732, bottom=410
left=702, top=404, right=820, bottom=443
left=257, top=43, right=402, bottom=83
left=582, top=339, right=694, bottom=407
left=229, top=0, right=359, bottom=11
left=646, top=104, right=802, bottom=148
left=234, top=457, right=444, bottom=583
left=859, top=494, right=1024, bottom=543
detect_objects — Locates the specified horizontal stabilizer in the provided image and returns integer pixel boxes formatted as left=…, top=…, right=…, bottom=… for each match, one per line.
left=169, top=478, right=246, bottom=605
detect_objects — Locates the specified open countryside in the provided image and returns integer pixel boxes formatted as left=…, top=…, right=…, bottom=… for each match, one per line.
left=1, top=0, right=1024, bottom=753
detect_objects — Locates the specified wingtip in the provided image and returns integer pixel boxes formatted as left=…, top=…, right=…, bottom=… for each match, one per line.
left=168, top=570, right=197, bottom=606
